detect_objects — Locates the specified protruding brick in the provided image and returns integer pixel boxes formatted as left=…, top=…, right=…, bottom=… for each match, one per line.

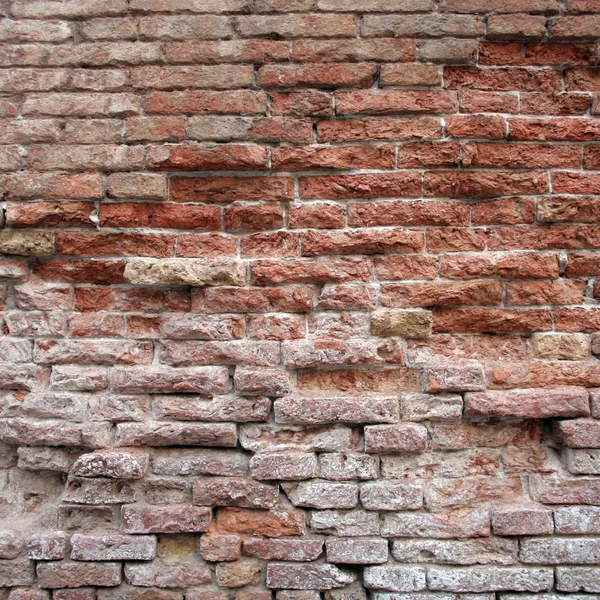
left=70, top=533, right=156, bottom=561
left=124, top=259, right=247, bottom=286
left=266, top=564, right=355, bottom=590
left=71, top=450, right=148, bottom=479
left=465, top=387, right=590, bottom=418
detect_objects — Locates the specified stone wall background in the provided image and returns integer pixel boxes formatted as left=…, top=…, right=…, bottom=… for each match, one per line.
left=1, top=0, right=600, bottom=597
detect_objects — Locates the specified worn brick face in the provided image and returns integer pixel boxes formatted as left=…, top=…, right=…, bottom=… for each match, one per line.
left=1, top=1, right=600, bottom=597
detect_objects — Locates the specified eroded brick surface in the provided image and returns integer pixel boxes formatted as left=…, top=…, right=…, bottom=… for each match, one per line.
left=0, top=1, right=599, bottom=596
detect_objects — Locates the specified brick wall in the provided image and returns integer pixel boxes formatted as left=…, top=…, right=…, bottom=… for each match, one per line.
left=1, top=0, right=600, bottom=597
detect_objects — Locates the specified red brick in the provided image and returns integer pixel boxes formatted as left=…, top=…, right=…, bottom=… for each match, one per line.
left=6, top=202, right=96, bottom=228
left=519, top=92, right=593, bottom=115
left=553, top=16, right=600, bottom=38
left=297, top=368, right=420, bottom=393
left=272, top=145, right=395, bottom=171
left=509, top=117, right=600, bottom=140
left=76, top=286, right=190, bottom=312
left=166, top=40, right=289, bottom=64
left=380, top=63, right=442, bottom=87
left=471, top=198, right=535, bottom=225
left=424, top=171, right=549, bottom=197
left=171, top=176, right=293, bottom=204
left=56, top=232, right=175, bottom=257
left=397, top=142, right=461, bottom=168
left=480, top=42, right=595, bottom=65
left=289, top=203, right=345, bottom=229
left=350, top=200, right=468, bottom=228
left=271, top=91, right=333, bottom=117
left=147, top=144, right=269, bottom=171
left=362, top=14, right=484, bottom=37
left=336, top=90, right=458, bottom=115
left=292, top=39, right=414, bottom=62
left=426, top=228, right=487, bottom=253
left=433, top=307, right=554, bottom=333
left=248, top=313, right=305, bottom=340
left=445, top=66, right=561, bottom=91
left=487, top=14, right=548, bottom=39
left=487, top=225, right=600, bottom=251
left=486, top=359, right=600, bottom=389
left=566, top=252, right=600, bottom=276
left=318, top=117, right=442, bottom=143
left=443, top=0, right=559, bottom=12
left=466, top=387, right=590, bottom=418
left=0, top=173, right=103, bottom=200
left=217, top=508, right=305, bottom=537
left=33, top=259, right=126, bottom=284
left=459, top=90, right=519, bottom=113
left=241, top=231, right=299, bottom=258
left=463, top=142, right=581, bottom=168
left=381, top=280, right=503, bottom=308
left=556, top=307, right=600, bottom=333
left=100, top=203, right=221, bottom=230
left=258, top=63, right=377, bottom=89
left=300, top=172, right=422, bottom=200
left=506, top=279, right=587, bottom=305
left=36, top=562, right=122, bottom=589
left=374, top=255, right=437, bottom=281
left=69, top=313, right=125, bottom=337
left=446, top=114, right=506, bottom=139
left=224, top=204, right=284, bottom=232
left=177, top=234, right=238, bottom=258
left=131, top=65, right=253, bottom=90
left=145, top=90, right=267, bottom=115
left=301, top=228, right=423, bottom=256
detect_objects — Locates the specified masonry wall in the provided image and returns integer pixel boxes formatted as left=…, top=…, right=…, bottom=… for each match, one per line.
left=2, top=0, right=600, bottom=597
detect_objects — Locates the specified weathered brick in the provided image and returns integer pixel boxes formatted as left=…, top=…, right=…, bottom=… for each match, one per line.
left=124, top=561, right=212, bottom=588
left=465, top=387, right=590, bottom=418
left=363, top=566, right=426, bottom=592
left=392, top=537, right=517, bottom=565
left=266, top=564, right=355, bottom=590
left=287, top=481, right=359, bottom=509
left=122, top=505, right=211, bottom=534
left=36, top=562, right=122, bottom=589
left=71, top=449, right=148, bottom=479
left=492, top=507, right=554, bottom=535
left=364, top=423, right=428, bottom=453
left=193, top=477, right=278, bottom=508
left=427, top=566, right=553, bottom=592
left=216, top=508, right=306, bottom=537
left=326, top=538, right=388, bottom=564
left=243, top=537, right=323, bottom=561
left=274, top=395, right=399, bottom=424
left=250, top=452, right=318, bottom=480
left=70, top=533, right=156, bottom=561
left=521, top=538, right=600, bottom=564
left=115, top=422, right=237, bottom=447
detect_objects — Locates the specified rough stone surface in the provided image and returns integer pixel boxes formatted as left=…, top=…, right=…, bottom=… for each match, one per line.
left=124, top=259, right=247, bottom=286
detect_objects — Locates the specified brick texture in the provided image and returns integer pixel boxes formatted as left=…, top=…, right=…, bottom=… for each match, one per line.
left=0, top=0, right=600, bottom=596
